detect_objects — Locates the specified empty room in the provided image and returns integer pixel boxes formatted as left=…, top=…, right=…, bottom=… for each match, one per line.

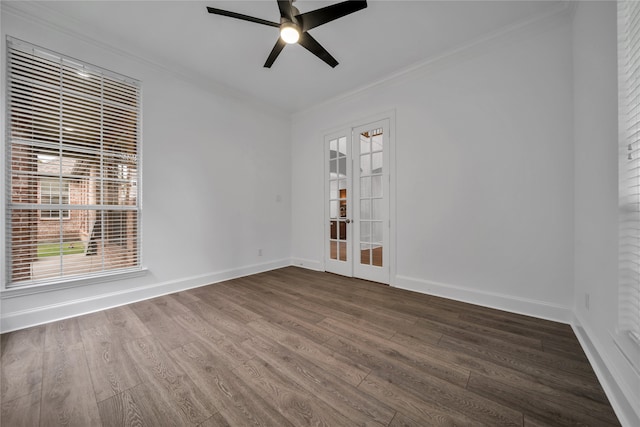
left=1, top=0, right=638, bottom=426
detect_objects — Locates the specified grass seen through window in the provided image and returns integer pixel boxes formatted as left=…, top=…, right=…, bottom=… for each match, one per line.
left=37, top=242, right=85, bottom=258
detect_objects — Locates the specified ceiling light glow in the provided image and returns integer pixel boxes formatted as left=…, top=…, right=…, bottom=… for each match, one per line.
left=280, top=23, right=300, bottom=44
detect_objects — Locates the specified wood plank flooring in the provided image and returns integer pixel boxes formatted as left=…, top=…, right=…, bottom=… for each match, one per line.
left=1, top=267, right=621, bottom=426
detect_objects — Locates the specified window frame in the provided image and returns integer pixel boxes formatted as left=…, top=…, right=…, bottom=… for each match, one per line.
left=4, top=36, right=143, bottom=290
left=617, top=0, right=640, bottom=367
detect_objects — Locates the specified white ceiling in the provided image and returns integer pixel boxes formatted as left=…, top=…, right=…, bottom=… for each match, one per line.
left=10, top=1, right=562, bottom=113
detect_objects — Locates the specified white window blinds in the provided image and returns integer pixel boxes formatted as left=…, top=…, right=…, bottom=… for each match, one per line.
left=6, top=37, right=142, bottom=287
left=619, top=1, right=640, bottom=343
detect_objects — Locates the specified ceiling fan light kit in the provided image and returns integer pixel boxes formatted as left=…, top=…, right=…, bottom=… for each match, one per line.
left=280, top=22, right=300, bottom=44
left=206, top=0, right=368, bottom=68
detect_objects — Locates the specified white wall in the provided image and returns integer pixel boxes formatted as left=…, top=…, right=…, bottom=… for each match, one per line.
left=292, top=9, right=574, bottom=321
left=573, top=3, right=640, bottom=426
left=0, top=5, right=292, bottom=331
left=1, top=2, right=636, bottom=424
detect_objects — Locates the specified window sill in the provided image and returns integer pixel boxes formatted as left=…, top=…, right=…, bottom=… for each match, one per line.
left=1, top=268, right=148, bottom=299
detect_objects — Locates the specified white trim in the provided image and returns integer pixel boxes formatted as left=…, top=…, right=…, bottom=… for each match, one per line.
left=387, top=111, right=397, bottom=287
left=290, top=257, right=323, bottom=272
left=1, top=268, right=148, bottom=299
left=394, top=274, right=571, bottom=324
left=0, top=258, right=290, bottom=333
left=613, top=333, right=640, bottom=377
left=572, top=312, right=640, bottom=427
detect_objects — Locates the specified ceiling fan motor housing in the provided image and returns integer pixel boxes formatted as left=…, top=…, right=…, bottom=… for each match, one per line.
left=281, top=5, right=300, bottom=25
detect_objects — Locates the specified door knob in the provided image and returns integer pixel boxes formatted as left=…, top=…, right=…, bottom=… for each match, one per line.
left=345, top=219, right=352, bottom=223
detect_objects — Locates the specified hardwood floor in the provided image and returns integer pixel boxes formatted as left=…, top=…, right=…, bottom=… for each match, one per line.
left=1, top=267, right=621, bottom=426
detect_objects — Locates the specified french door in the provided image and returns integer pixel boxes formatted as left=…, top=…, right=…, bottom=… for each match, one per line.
left=325, top=119, right=390, bottom=284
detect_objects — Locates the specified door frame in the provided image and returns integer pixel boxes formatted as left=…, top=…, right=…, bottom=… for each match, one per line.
left=322, top=110, right=396, bottom=285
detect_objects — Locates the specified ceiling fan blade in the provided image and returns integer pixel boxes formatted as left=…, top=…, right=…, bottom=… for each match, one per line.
left=206, top=7, right=280, bottom=28
left=264, top=38, right=287, bottom=68
left=297, top=32, right=338, bottom=68
left=277, top=0, right=293, bottom=19
left=296, top=0, right=367, bottom=32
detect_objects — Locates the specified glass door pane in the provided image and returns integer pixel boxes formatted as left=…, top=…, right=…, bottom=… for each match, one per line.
left=326, top=132, right=352, bottom=277
left=328, top=136, right=348, bottom=261
left=358, top=127, right=384, bottom=267
left=353, top=119, right=390, bottom=284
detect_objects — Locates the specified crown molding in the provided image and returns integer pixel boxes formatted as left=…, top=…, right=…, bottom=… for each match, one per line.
left=293, top=1, right=574, bottom=119
left=0, top=1, right=291, bottom=120
left=1, top=0, right=575, bottom=120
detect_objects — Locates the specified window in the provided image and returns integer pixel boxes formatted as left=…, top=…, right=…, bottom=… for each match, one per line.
left=5, top=37, right=141, bottom=287
left=40, top=178, right=70, bottom=219
left=618, top=1, right=640, bottom=354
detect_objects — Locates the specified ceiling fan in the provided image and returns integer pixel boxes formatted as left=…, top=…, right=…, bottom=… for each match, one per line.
left=206, top=0, right=367, bottom=68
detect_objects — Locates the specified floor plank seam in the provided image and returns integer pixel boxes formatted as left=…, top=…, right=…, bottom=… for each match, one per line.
left=355, top=371, right=371, bottom=389
left=386, top=410, right=398, bottom=427
left=79, top=329, right=102, bottom=408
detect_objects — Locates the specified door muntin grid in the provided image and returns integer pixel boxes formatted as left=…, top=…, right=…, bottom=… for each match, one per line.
left=329, top=136, right=348, bottom=262
left=358, top=128, right=384, bottom=267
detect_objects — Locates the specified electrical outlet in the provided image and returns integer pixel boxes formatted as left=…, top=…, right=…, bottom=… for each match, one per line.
left=258, top=249, right=263, bottom=256
left=585, top=293, right=590, bottom=310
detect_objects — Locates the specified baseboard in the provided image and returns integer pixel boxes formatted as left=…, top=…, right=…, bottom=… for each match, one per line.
left=289, top=257, right=324, bottom=271
left=572, top=313, right=640, bottom=427
left=394, top=275, right=572, bottom=323
left=0, top=258, right=290, bottom=333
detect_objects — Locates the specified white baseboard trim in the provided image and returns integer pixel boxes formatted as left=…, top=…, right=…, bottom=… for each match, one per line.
left=572, top=313, right=640, bottom=427
left=394, top=275, right=571, bottom=323
left=0, top=258, right=291, bottom=333
left=289, top=257, right=324, bottom=271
